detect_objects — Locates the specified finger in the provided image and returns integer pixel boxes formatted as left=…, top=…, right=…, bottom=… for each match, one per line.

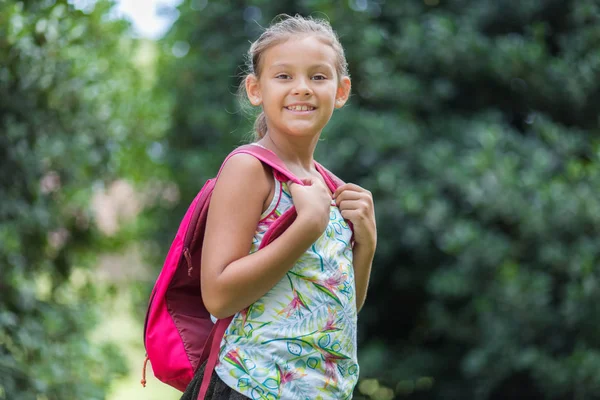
left=340, top=208, right=364, bottom=222
left=311, top=177, right=328, bottom=188
left=287, top=180, right=300, bottom=190
left=333, top=183, right=366, bottom=198
left=336, top=192, right=374, bottom=209
left=338, top=199, right=370, bottom=213
left=334, top=190, right=363, bottom=205
left=308, top=178, right=330, bottom=194
left=290, top=178, right=311, bottom=187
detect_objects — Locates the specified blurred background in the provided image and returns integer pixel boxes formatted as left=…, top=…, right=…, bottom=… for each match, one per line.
left=1, top=0, right=599, bottom=399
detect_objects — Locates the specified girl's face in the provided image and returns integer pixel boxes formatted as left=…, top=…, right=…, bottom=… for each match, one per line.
left=246, top=35, right=351, bottom=140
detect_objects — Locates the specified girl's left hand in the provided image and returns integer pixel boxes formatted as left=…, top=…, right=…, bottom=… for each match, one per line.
left=333, top=183, right=377, bottom=250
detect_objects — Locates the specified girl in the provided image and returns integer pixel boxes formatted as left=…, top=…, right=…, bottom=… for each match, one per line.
left=181, top=14, right=376, bottom=400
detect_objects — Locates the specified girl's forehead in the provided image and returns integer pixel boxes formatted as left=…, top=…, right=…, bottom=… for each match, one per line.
left=262, top=35, right=338, bottom=69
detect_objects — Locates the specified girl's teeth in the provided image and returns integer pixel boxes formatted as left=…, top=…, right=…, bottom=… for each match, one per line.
left=288, top=105, right=313, bottom=111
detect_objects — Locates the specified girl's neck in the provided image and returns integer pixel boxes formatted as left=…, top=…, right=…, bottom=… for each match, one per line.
left=259, top=133, right=319, bottom=173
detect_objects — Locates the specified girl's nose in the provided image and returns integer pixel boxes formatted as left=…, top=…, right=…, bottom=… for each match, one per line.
left=293, top=78, right=312, bottom=96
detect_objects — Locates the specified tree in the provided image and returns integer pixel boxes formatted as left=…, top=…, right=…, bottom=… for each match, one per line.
left=153, top=0, right=600, bottom=398
left=0, top=1, right=167, bottom=398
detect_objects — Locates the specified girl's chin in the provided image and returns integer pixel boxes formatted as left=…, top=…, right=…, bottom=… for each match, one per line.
left=283, top=125, right=324, bottom=137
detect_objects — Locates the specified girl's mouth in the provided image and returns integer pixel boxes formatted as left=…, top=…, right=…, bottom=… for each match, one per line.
left=285, top=105, right=316, bottom=112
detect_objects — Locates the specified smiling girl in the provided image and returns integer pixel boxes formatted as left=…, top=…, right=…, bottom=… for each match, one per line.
left=180, top=14, right=376, bottom=400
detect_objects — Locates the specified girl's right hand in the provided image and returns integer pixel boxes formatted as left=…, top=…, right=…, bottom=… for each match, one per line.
left=288, top=178, right=331, bottom=239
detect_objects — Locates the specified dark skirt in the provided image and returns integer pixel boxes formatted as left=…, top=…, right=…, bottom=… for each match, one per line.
left=180, top=361, right=249, bottom=400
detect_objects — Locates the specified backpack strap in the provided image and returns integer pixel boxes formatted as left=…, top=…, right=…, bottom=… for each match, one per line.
left=197, top=316, right=230, bottom=400
left=216, top=143, right=303, bottom=185
left=315, top=161, right=345, bottom=193
left=219, top=143, right=347, bottom=194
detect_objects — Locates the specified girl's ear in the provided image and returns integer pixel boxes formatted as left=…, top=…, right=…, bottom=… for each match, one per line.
left=245, top=74, right=262, bottom=106
left=334, top=76, right=352, bottom=109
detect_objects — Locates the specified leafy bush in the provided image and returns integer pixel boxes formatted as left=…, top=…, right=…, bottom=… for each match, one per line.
left=0, top=1, right=167, bottom=398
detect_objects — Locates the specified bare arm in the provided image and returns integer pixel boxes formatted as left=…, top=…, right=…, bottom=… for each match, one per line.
left=201, top=153, right=327, bottom=319
left=334, top=183, right=377, bottom=313
left=353, top=243, right=375, bottom=312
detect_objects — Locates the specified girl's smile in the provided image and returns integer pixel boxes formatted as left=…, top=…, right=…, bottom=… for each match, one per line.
left=284, top=103, right=317, bottom=114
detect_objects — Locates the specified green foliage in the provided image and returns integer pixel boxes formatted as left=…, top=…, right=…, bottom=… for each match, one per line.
left=152, top=0, right=600, bottom=399
left=320, top=1, right=600, bottom=399
left=0, top=1, right=166, bottom=398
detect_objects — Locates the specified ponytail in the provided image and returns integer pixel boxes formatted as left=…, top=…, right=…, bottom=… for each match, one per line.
left=253, top=112, right=267, bottom=141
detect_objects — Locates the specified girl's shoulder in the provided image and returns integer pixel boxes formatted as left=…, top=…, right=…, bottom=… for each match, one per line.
left=211, top=150, right=276, bottom=217
left=215, top=151, right=273, bottom=193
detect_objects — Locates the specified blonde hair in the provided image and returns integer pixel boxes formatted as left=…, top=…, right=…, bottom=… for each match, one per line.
left=238, top=14, right=349, bottom=141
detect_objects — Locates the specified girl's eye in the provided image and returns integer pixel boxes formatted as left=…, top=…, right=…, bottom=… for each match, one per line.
left=276, top=74, right=291, bottom=79
left=312, top=75, right=327, bottom=80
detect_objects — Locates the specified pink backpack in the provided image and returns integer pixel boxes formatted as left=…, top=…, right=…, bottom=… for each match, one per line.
left=141, top=144, right=348, bottom=399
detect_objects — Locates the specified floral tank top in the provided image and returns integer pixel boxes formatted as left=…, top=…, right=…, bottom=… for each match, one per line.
left=215, top=175, right=359, bottom=400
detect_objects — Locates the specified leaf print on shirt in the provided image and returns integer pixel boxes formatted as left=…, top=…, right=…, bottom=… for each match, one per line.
left=261, top=309, right=350, bottom=374
left=321, top=309, right=343, bottom=333
left=278, top=275, right=311, bottom=318
left=230, top=305, right=272, bottom=340
left=328, top=219, right=351, bottom=247
left=274, top=363, right=307, bottom=397
left=223, top=348, right=248, bottom=375
left=224, top=349, right=283, bottom=399
left=289, top=265, right=348, bottom=306
left=323, top=353, right=341, bottom=389
left=270, top=301, right=330, bottom=340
